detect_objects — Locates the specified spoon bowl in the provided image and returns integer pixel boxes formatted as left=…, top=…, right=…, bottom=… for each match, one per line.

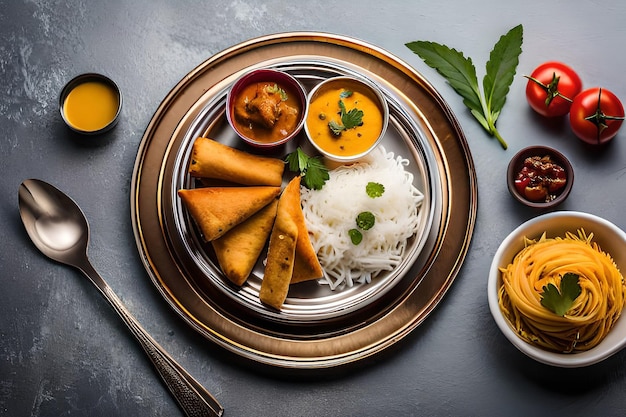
left=18, top=179, right=223, bottom=417
left=19, top=179, right=89, bottom=267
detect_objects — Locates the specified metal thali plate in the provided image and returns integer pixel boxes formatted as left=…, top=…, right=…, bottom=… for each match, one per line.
left=131, top=32, right=477, bottom=369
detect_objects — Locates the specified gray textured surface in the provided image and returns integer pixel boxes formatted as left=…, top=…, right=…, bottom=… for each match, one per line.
left=2, top=1, right=626, bottom=416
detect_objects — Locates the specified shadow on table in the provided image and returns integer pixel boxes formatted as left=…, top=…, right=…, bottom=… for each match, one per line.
left=489, top=335, right=626, bottom=398
left=200, top=307, right=439, bottom=385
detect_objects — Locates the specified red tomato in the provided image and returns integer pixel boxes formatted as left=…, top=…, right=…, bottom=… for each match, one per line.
left=569, top=87, right=624, bottom=145
left=525, top=62, right=582, bottom=117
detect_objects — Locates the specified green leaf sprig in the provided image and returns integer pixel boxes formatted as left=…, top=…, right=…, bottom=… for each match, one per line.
left=285, top=147, right=329, bottom=190
left=405, top=24, right=523, bottom=149
left=328, top=90, right=364, bottom=135
left=265, top=83, right=288, bottom=101
left=540, top=272, right=582, bottom=316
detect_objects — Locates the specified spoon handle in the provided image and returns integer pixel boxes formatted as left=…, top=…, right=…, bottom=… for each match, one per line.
left=77, top=258, right=224, bottom=417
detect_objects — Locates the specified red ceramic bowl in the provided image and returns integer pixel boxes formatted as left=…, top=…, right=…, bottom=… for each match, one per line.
left=507, top=145, right=574, bottom=209
left=226, top=69, right=307, bottom=149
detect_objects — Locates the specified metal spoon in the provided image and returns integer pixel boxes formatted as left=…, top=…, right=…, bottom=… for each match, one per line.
left=18, top=178, right=224, bottom=417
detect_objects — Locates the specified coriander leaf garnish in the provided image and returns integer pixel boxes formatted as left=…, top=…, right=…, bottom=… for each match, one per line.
left=265, top=83, right=288, bottom=101
left=350, top=212, right=375, bottom=245
left=349, top=228, right=363, bottom=245
left=285, top=146, right=308, bottom=172
left=366, top=182, right=385, bottom=198
left=302, top=157, right=329, bottom=190
left=328, top=120, right=344, bottom=135
left=405, top=24, right=523, bottom=150
left=285, top=147, right=329, bottom=190
left=540, top=273, right=582, bottom=316
left=356, top=211, right=375, bottom=230
left=340, top=90, right=353, bottom=99
left=328, top=98, right=364, bottom=136
left=339, top=100, right=364, bottom=129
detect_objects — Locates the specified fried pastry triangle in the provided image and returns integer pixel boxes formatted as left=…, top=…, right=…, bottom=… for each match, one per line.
left=259, top=196, right=298, bottom=310
left=188, top=137, right=285, bottom=186
left=280, top=176, right=324, bottom=284
left=259, top=176, right=324, bottom=310
left=178, top=186, right=281, bottom=241
left=211, top=199, right=278, bottom=286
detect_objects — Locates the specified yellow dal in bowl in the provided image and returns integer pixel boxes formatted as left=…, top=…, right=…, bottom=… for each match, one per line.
left=306, top=86, right=384, bottom=158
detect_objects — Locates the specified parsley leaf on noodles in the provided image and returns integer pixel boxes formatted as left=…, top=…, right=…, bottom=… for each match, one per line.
left=540, top=273, right=582, bottom=316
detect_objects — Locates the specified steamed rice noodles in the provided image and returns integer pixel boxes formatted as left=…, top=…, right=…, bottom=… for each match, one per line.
left=300, top=146, right=423, bottom=289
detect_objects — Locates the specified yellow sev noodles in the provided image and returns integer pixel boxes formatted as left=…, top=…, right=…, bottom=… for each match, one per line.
left=498, top=229, right=626, bottom=353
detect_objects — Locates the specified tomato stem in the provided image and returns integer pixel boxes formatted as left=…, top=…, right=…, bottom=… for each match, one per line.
left=525, top=73, right=574, bottom=106
left=584, top=88, right=626, bottom=138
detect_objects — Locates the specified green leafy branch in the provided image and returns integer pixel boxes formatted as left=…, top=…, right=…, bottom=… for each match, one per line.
left=405, top=24, right=523, bottom=149
left=285, top=147, right=329, bottom=190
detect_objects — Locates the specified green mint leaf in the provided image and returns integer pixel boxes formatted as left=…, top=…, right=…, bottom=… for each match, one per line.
left=406, top=25, right=524, bottom=150
left=356, top=211, right=375, bottom=230
left=540, top=273, right=581, bottom=316
left=349, top=229, right=363, bottom=245
left=366, top=182, right=385, bottom=198
left=483, top=24, right=523, bottom=123
left=470, top=109, right=491, bottom=132
left=284, top=148, right=329, bottom=190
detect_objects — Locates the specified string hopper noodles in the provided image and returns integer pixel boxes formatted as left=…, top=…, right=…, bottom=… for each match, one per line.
left=498, top=230, right=626, bottom=353
left=301, top=146, right=424, bottom=289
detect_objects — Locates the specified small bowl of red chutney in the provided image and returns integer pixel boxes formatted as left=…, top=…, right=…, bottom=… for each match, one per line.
left=507, top=146, right=574, bottom=209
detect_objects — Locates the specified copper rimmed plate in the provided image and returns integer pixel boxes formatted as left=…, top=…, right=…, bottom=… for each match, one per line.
left=130, top=32, right=477, bottom=369
left=171, top=62, right=437, bottom=326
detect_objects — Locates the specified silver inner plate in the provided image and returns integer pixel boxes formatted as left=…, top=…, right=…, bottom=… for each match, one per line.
left=170, top=58, right=442, bottom=324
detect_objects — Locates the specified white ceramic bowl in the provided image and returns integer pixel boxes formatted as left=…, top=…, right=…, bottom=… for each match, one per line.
left=488, top=211, right=626, bottom=367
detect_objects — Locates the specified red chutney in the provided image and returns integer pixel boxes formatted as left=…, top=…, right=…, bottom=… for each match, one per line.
left=514, top=155, right=567, bottom=202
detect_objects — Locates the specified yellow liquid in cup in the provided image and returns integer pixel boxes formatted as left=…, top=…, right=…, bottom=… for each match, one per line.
left=63, top=81, right=119, bottom=132
left=306, top=87, right=383, bottom=158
